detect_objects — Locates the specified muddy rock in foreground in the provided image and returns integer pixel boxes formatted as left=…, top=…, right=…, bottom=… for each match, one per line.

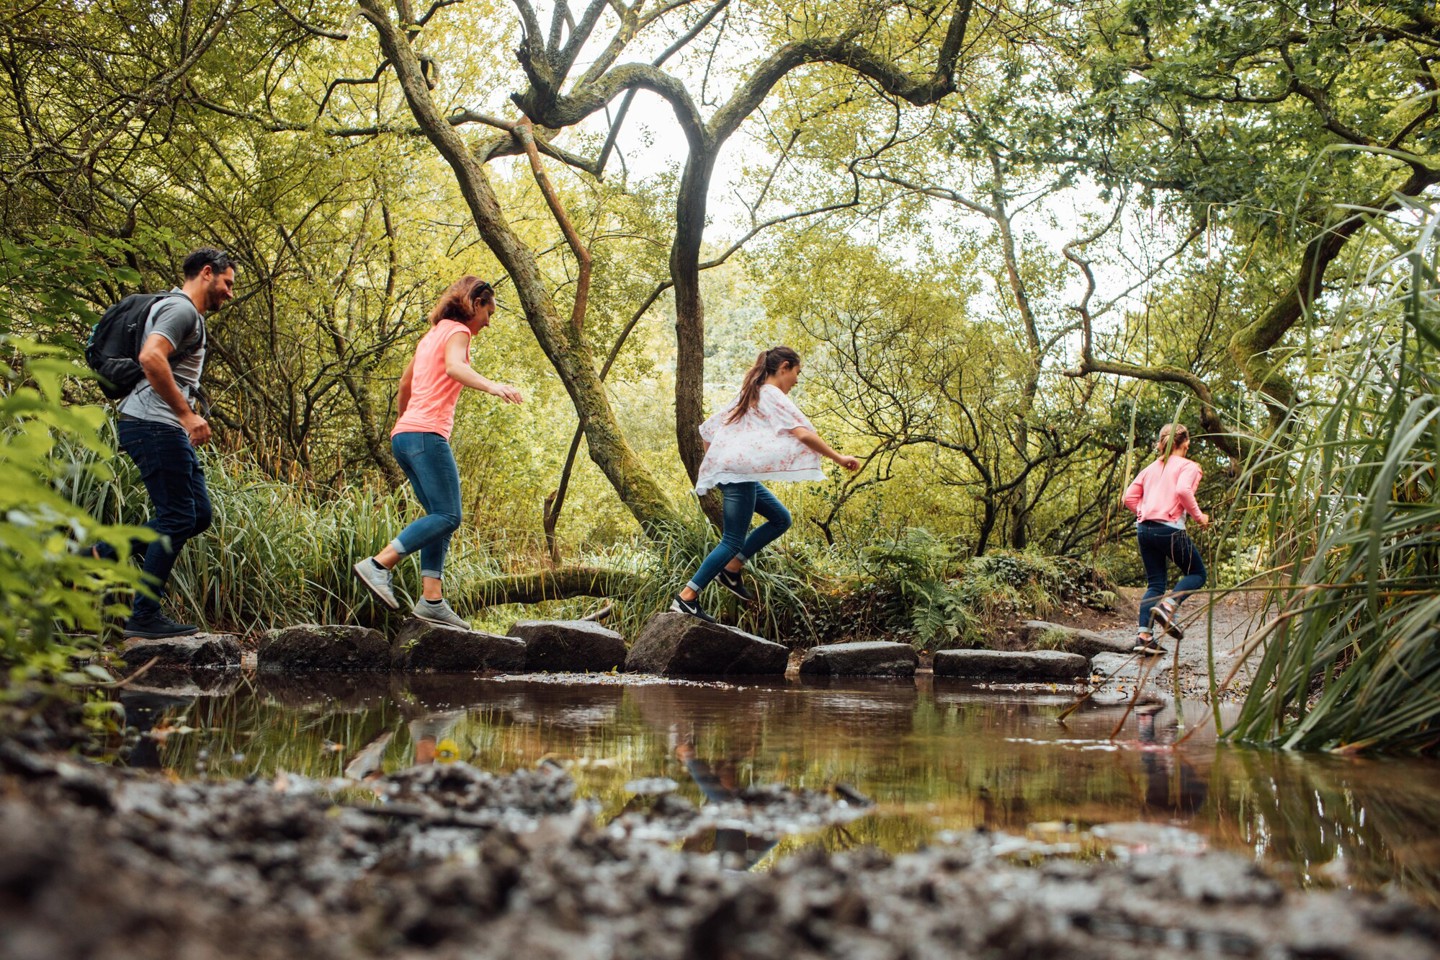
left=2, top=740, right=1438, bottom=960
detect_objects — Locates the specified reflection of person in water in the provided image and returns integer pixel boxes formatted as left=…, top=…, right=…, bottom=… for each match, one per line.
left=409, top=710, right=465, bottom=766
left=118, top=690, right=195, bottom=770
left=1136, top=708, right=1209, bottom=815
left=675, top=742, right=778, bottom=870
left=344, top=709, right=466, bottom=782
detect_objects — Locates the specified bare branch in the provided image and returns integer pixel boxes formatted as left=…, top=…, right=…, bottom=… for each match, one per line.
left=513, top=120, right=592, bottom=333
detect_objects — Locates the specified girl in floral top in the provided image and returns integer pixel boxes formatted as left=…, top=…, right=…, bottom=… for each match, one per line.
left=672, top=346, right=859, bottom=622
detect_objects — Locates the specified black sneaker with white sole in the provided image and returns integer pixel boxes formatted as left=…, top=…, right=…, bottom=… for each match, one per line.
left=716, top=568, right=755, bottom=603
left=1132, top=635, right=1166, bottom=656
left=670, top=594, right=718, bottom=624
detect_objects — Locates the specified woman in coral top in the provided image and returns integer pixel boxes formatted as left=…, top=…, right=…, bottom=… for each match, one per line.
left=1122, top=423, right=1210, bottom=655
left=672, top=346, right=860, bottom=622
left=353, top=276, right=522, bottom=628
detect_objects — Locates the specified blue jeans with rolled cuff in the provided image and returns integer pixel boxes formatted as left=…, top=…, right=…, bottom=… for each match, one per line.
left=390, top=431, right=462, bottom=579
left=687, top=482, right=792, bottom=593
left=116, top=417, right=213, bottom=620
left=1136, top=520, right=1206, bottom=630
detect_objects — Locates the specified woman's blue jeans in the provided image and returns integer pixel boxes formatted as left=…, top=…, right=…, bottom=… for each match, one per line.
left=1136, top=520, right=1206, bottom=629
left=688, top=482, right=792, bottom=593
left=391, top=432, right=462, bottom=579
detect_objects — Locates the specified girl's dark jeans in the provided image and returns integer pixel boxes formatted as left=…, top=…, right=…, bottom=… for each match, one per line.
left=688, top=482, right=792, bottom=592
left=1136, top=520, right=1205, bottom=630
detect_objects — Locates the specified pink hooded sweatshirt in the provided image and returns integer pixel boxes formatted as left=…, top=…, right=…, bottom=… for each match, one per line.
left=1123, top=455, right=1205, bottom=527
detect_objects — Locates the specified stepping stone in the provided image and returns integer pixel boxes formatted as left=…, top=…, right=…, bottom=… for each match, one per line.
left=121, top=633, right=242, bottom=674
left=624, top=612, right=787, bottom=676
left=508, top=620, right=626, bottom=672
left=933, top=649, right=1089, bottom=682
left=1018, top=620, right=1134, bottom=657
left=394, top=618, right=527, bottom=673
left=257, top=624, right=390, bottom=672
left=799, top=641, right=918, bottom=677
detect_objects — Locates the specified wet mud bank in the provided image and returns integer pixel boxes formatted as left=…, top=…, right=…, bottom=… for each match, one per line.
left=3, top=739, right=1438, bottom=960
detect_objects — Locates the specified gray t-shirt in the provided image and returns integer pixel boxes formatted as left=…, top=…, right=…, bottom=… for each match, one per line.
left=117, top=289, right=206, bottom=429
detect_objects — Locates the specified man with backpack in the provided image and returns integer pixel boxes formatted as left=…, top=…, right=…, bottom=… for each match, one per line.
left=98, top=247, right=236, bottom=639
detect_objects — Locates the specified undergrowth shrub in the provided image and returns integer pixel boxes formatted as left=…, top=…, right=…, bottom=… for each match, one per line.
left=843, top=529, right=1115, bottom=650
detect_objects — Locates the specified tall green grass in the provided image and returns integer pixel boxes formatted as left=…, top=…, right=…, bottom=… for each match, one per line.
left=73, top=437, right=508, bottom=635
left=1222, top=193, right=1440, bottom=754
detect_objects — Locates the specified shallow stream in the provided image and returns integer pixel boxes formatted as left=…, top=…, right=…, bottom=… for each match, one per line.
left=113, top=672, right=1440, bottom=907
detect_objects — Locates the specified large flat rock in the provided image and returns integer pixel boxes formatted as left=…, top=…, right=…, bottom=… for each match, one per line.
left=624, top=612, right=787, bottom=676
left=1018, top=620, right=1134, bottom=657
left=933, top=648, right=1089, bottom=682
left=121, top=633, right=241, bottom=674
left=257, top=624, right=390, bottom=672
left=394, top=619, right=527, bottom=673
left=799, top=641, right=918, bottom=677
left=508, top=620, right=626, bottom=673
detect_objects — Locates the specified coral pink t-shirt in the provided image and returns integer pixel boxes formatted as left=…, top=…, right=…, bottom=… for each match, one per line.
left=391, top=320, right=470, bottom=440
left=1123, top=455, right=1204, bottom=528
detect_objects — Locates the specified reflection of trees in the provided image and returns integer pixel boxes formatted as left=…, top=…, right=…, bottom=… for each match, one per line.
left=126, top=677, right=1440, bottom=906
left=1217, top=751, right=1440, bottom=909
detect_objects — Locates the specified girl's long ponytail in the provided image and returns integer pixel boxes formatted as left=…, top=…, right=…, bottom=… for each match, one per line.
left=726, top=346, right=801, bottom=424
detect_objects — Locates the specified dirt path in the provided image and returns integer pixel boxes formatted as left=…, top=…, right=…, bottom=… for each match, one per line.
left=1049, top=588, right=1267, bottom=702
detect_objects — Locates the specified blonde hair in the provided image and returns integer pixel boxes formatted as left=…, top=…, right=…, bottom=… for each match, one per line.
left=1156, top=423, right=1190, bottom=461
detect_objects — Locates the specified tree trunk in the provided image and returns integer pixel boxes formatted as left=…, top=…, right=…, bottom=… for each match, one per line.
left=358, top=0, right=679, bottom=536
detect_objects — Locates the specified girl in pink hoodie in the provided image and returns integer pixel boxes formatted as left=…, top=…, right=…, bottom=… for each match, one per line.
left=1122, top=424, right=1209, bottom=655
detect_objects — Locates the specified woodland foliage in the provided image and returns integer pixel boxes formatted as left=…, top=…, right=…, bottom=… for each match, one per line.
left=1, top=0, right=1437, bottom=749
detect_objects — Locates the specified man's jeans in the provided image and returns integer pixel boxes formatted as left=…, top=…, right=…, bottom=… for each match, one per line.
left=1136, top=520, right=1206, bottom=630
left=688, top=482, right=792, bottom=592
left=391, top=431, right=462, bottom=579
left=116, top=417, right=212, bottom=620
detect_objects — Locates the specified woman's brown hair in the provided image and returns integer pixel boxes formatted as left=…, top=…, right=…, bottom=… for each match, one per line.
left=1156, top=423, right=1190, bottom=461
left=427, top=276, right=494, bottom=326
left=726, top=346, right=802, bottom=424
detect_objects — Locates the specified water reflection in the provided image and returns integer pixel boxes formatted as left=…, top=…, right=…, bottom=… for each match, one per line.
left=112, top=672, right=1440, bottom=906
left=1136, top=706, right=1208, bottom=816
left=674, top=741, right=780, bottom=870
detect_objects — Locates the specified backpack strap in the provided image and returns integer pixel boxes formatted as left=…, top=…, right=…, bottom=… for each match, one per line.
left=151, top=291, right=203, bottom=362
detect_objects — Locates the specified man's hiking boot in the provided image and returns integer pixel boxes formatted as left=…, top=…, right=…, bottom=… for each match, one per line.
left=353, top=559, right=400, bottom=609
left=1149, top=600, right=1184, bottom=640
left=716, top=568, right=755, bottom=603
left=412, top=598, right=471, bottom=630
left=670, top=593, right=718, bottom=624
left=123, top=613, right=199, bottom=640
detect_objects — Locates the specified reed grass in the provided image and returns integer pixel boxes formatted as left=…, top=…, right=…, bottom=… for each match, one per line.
left=1222, top=193, right=1440, bottom=754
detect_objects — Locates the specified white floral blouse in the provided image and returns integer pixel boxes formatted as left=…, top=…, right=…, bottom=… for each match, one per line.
left=694, top=384, right=826, bottom=495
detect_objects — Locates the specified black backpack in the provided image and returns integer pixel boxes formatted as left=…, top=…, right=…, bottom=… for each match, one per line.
left=85, top=291, right=195, bottom=400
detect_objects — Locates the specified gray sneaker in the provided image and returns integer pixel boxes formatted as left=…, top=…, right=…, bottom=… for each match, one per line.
left=353, top=559, right=399, bottom=609
left=413, top=598, right=470, bottom=630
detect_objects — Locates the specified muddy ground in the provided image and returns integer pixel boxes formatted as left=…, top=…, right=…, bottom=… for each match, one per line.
left=3, top=727, right=1438, bottom=960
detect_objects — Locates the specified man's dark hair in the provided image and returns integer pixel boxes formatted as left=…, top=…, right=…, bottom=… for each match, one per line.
left=182, top=247, right=235, bottom=280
